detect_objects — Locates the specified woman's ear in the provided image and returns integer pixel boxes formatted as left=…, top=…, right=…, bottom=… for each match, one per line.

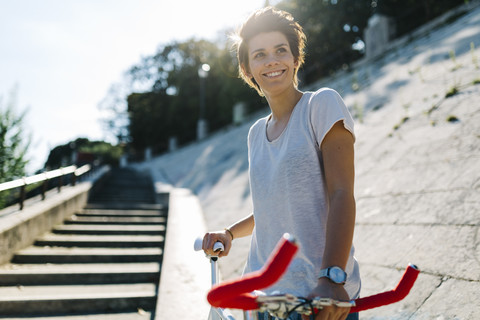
left=241, top=64, right=252, bottom=78
left=294, top=59, right=299, bottom=69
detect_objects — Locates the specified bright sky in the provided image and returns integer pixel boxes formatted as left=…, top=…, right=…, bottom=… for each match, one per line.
left=0, top=0, right=269, bottom=173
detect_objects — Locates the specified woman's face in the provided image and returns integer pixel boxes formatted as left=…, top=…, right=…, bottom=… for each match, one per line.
left=244, top=31, right=297, bottom=97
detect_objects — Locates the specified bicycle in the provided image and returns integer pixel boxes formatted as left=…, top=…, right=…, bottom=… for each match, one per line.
left=194, top=233, right=420, bottom=320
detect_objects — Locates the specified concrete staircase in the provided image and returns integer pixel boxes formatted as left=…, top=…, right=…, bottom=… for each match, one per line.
left=0, top=168, right=167, bottom=319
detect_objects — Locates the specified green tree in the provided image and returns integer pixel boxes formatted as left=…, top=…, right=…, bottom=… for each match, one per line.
left=77, top=140, right=123, bottom=167
left=98, top=83, right=130, bottom=144
left=278, top=0, right=465, bottom=80
left=126, top=38, right=263, bottom=155
left=278, top=0, right=372, bottom=81
left=0, top=86, right=29, bottom=182
left=0, top=86, right=30, bottom=208
left=374, top=0, right=466, bottom=37
left=45, top=138, right=122, bottom=169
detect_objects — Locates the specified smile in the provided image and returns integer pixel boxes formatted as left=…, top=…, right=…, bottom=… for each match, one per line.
left=263, top=70, right=285, bottom=78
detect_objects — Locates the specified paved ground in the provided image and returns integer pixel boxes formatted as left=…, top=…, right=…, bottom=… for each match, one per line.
left=137, top=3, right=480, bottom=319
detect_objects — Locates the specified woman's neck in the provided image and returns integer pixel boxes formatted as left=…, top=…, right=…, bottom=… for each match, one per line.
left=265, top=87, right=303, bottom=121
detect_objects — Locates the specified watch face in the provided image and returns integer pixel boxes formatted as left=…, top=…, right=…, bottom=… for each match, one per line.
left=330, top=267, right=346, bottom=283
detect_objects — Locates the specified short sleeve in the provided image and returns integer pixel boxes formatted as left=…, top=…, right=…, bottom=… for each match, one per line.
left=247, top=117, right=266, bottom=162
left=309, top=88, right=355, bottom=147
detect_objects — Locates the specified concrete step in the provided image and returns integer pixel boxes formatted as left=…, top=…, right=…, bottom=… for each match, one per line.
left=74, top=212, right=166, bottom=219
left=84, top=203, right=165, bottom=211
left=88, top=188, right=156, bottom=203
left=79, top=208, right=167, bottom=217
left=0, top=263, right=160, bottom=286
left=35, top=233, right=165, bottom=248
left=64, top=215, right=167, bottom=225
left=11, top=247, right=163, bottom=264
left=52, top=224, right=166, bottom=235
left=0, top=167, right=169, bottom=317
left=88, top=196, right=156, bottom=204
left=0, top=283, right=156, bottom=316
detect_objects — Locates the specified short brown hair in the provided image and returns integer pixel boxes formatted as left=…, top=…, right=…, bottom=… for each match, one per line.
left=233, top=7, right=306, bottom=96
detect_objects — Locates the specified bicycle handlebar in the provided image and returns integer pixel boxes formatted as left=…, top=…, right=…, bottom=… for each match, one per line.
left=207, top=233, right=420, bottom=314
left=350, top=263, right=419, bottom=313
left=194, top=238, right=225, bottom=253
left=207, top=233, right=298, bottom=310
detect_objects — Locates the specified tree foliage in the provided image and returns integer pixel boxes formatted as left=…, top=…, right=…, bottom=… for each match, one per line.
left=277, top=0, right=464, bottom=81
left=279, top=0, right=372, bottom=81
left=374, top=0, right=466, bottom=37
left=126, top=38, right=264, bottom=156
left=0, top=87, right=30, bottom=208
left=44, top=138, right=123, bottom=169
left=98, top=83, right=130, bottom=144
left=0, top=87, right=29, bottom=182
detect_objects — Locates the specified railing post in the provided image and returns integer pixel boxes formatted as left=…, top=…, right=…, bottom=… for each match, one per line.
left=19, top=185, right=26, bottom=210
left=58, top=175, right=63, bottom=192
left=41, top=180, right=47, bottom=200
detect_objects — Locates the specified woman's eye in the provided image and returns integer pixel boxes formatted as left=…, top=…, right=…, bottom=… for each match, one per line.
left=277, top=47, right=287, bottom=54
left=254, top=52, right=265, bottom=59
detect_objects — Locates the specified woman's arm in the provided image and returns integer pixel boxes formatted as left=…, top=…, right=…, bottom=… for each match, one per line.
left=202, top=213, right=255, bottom=257
left=227, top=213, right=255, bottom=239
left=321, top=121, right=356, bottom=270
left=308, top=121, right=356, bottom=320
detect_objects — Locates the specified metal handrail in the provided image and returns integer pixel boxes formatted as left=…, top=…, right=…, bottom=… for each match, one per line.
left=0, top=164, right=92, bottom=210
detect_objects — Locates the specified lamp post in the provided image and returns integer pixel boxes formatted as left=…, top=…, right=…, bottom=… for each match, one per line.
left=197, top=63, right=210, bottom=140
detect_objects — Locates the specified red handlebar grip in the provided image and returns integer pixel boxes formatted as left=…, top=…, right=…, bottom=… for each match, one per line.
left=350, top=264, right=420, bottom=313
left=207, top=234, right=298, bottom=309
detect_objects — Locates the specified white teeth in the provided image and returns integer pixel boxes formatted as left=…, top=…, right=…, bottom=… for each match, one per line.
left=265, top=71, right=283, bottom=77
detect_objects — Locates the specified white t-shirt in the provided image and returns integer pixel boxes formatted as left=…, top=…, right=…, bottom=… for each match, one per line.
left=244, top=88, right=361, bottom=299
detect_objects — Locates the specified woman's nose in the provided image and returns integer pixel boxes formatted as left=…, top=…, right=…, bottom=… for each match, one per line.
left=264, top=54, right=280, bottom=66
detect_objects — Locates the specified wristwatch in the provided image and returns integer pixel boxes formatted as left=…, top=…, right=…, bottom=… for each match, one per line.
left=318, top=266, right=347, bottom=285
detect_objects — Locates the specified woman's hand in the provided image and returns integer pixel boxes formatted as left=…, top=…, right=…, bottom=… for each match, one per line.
left=202, top=230, right=233, bottom=257
left=302, top=278, right=351, bottom=320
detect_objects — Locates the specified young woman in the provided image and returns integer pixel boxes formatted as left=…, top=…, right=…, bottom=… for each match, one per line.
left=202, top=7, right=360, bottom=320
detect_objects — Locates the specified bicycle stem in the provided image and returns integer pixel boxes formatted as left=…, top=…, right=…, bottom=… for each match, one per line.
left=211, top=256, right=220, bottom=287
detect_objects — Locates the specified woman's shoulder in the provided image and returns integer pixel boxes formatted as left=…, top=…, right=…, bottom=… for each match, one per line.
left=250, top=115, right=269, bottom=129
left=303, top=87, right=346, bottom=111
left=307, top=87, right=342, bottom=102
left=248, top=115, right=269, bottom=137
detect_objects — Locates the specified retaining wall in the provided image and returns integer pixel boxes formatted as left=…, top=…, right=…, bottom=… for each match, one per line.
left=0, top=183, right=92, bottom=265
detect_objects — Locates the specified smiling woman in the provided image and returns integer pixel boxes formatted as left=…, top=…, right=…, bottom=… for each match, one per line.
left=201, top=6, right=360, bottom=320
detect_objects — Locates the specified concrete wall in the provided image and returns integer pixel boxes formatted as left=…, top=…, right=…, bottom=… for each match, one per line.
left=0, top=182, right=92, bottom=265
